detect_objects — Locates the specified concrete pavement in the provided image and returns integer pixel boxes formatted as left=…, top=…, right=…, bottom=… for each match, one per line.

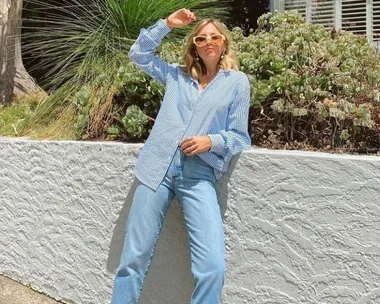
left=0, top=276, right=62, bottom=304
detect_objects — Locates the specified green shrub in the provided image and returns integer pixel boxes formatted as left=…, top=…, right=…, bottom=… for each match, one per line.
left=21, top=0, right=227, bottom=140
left=20, top=9, right=380, bottom=152
left=102, top=10, right=380, bottom=151
left=102, top=41, right=183, bottom=141
left=234, top=10, right=380, bottom=151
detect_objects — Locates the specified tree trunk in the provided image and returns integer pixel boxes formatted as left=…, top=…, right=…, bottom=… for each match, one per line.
left=0, top=0, right=43, bottom=105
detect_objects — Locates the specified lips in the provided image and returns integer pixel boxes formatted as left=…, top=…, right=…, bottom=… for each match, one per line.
left=205, top=47, right=214, bottom=51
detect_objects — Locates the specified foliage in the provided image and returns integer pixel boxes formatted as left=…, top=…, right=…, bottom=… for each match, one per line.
left=102, top=41, right=183, bottom=141
left=0, top=93, right=76, bottom=139
left=20, top=0, right=227, bottom=140
left=104, top=10, right=380, bottom=151
left=70, top=38, right=185, bottom=141
left=121, top=105, right=150, bottom=138
left=233, top=10, right=380, bottom=151
left=16, top=9, right=380, bottom=152
left=0, top=94, right=44, bottom=137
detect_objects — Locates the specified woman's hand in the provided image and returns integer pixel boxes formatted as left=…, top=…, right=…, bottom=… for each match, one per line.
left=165, top=8, right=196, bottom=29
left=180, top=136, right=212, bottom=156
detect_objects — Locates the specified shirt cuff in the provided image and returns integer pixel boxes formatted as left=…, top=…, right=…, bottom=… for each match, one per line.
left=148, top=19, right=172, bottom=41
left=208, top=134, right=226, bottom=156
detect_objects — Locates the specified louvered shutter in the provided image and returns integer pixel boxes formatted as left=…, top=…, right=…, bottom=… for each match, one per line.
left=374, top=1, right=380, bottom=42
left=311, top=0, right=335, bottom=27
left=342, top=0, right=367, bottom=36
left=273, top=0, right=380, bottom=42
left=274, top=0, right=335, bottom=25
left=283, top=0, right=307, bottom=18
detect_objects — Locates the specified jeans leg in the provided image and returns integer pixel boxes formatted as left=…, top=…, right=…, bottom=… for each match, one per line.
left=175, top=156, right=225, bottom=304
left=111, top=178, right=174, bottom=304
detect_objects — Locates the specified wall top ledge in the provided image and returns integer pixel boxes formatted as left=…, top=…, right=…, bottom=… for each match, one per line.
left=1, top=137, right=379, bottom=162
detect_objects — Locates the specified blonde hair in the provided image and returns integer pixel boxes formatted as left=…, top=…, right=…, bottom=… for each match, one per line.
left=181, top=19, right=239, bottom=82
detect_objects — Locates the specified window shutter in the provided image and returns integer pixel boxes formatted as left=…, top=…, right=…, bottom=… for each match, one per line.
left=275, top=0, right=379, bottom=42
left=284, top=0, right=307, bottom=16
left=310, top=0, right=335, bottom=27
left=374, top=0, right=380, bottom=42
left=280, top=0, right=335, bottom=25
left=342, top=0, right=367, bottom=36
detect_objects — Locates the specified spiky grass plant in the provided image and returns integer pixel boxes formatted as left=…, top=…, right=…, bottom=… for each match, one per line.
left=21, top=0, right=227, bottom=139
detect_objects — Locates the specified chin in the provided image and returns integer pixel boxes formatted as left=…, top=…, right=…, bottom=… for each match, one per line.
left=203, top=54, right=218, bottom=59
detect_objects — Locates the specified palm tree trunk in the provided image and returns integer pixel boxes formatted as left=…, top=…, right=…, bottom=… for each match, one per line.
left=0, top=0, right=43, bottom=105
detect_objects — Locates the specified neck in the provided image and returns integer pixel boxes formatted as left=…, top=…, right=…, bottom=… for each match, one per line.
left=204, top=62, right=219, bottom=76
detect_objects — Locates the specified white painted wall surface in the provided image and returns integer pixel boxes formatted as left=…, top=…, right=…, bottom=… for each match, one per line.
left=1, top=138, right=380, bottom=304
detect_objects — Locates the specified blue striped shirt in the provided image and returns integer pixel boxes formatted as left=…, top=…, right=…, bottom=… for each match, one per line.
left=129, top=19, right=251, bottom=191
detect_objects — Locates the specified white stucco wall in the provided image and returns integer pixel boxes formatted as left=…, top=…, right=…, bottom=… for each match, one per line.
left=1, top=138, right=380, bottom=304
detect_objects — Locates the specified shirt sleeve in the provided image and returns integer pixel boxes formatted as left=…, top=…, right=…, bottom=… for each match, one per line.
left=207, top=74, right=251, bottom=162
left=128, top=19, right=176, bottom=85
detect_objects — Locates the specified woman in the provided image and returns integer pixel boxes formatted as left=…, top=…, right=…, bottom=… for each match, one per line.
left=112, top=8, right=251, bottom=304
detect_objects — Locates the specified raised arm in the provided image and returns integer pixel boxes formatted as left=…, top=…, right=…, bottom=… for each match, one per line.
left=128, top=9, right=196, bottom=85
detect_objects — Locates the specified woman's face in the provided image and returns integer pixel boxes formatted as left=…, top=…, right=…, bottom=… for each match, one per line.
left=194, top=23, right=226, bottom=65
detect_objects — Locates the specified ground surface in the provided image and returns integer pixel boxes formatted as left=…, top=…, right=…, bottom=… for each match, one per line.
left=0, top=276, right=62, bottom=304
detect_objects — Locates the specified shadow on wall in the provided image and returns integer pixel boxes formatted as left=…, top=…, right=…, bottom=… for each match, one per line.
left=216, top=154, right=240, bottom=216
left=105, top=155, right=240, bottom=303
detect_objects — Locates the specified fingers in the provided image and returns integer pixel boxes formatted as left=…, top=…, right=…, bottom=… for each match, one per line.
left=183, top=144, right=198, bottom=156
left=188, top=10, right=196, bottom=22
left=168, top=9, right=196, bottom=28
left=186, top=10, right=196, bottom=21
left=179, top=137, right=196, bottom=155
left=180, top=136, right=213, bottom=155
left=179, top=137, right=194, bottom=150
left=181, top=8, right=196, bottom=23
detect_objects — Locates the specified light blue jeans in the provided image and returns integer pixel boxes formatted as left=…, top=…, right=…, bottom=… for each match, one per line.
left=111, top=148, right=225, bottom=304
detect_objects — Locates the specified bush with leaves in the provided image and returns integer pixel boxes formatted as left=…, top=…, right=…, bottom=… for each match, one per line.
left=102, top=40, right=184, bottom=141
left=233, top=10, right=380, bottom=151
left=106, top=10, right=380, bottom=151
left=20, top=6, right=380, bottom=151
left=20, top=0, right=227, bottom=140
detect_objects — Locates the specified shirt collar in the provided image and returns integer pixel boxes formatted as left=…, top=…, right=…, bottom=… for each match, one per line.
left=188, top=68, right=228, bottom=84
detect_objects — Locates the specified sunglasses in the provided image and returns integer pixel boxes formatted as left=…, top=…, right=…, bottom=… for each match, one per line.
left=193, top=34, right=225, bottom=47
